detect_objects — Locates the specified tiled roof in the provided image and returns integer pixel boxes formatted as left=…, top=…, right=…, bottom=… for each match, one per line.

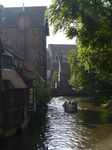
left=24, top=61, right=35, bottom=72
left=52, top=62, right=59, bottom=72
left=2, top=67, right=27, bottom=89
left=48, top=44, right=76, bottom=56
left=2, top=37, right=25, bottom=60
left=52, top=61, right=71, bottom=74
left=23, top=61, right=36, bottom=80
left=52, top=72, right=58, bottom=82
left=47, top=59, right=51, bottom=70
left=62, top=62, right=71, bottom=74
left=23, top=68, right=36, bottom=80
left=3, top=6, right=47, bottom=27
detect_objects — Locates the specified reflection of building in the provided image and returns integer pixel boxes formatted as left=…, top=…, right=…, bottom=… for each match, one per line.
left=47, top=44, right=77, bottom=95
left=2, top=6, right=49, bottom=82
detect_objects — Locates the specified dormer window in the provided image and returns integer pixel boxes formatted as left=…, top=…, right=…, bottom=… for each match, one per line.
left=2, top=55, right=12, bottom=69
left=13, top=58, right=23, bottom=68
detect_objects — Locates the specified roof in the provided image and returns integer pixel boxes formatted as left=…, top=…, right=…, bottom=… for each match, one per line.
left=47, top=50, right=50, bottom=59
left=24, top=61, right=35, bottom=72
left=52, top=61, right=71, bottom=74
left=2, top=37, right=25, bottom=60
left=48, top=44, right=77, bottom=57
left=2, top=6, right=47, bottom=27
left=52, top=72, right=58, bottom=82
left=47, top=59, right=51, bottom=70
left=39, top=76, right=46, bottom=83
left=23, top=70, right=36, bottom=81
left=2, top=49, right=13, bottom=57
left=62, top=62, right=71, bottom=74
left=2, top=67, right=27, bottom=89
left=23, top=65, right=36, bottom=80
left=0, top=36, right=5, bottom=54
left=52, top=62, right=59, bottom=72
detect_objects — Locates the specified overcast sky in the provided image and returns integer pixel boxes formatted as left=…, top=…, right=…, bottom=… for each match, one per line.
left=1, top=0, right=75, bottom=47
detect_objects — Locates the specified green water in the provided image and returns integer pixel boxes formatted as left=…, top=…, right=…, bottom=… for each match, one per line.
left=1, top=96, right=112, bottom=150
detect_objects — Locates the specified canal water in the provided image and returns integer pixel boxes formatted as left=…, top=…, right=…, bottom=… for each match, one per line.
left=1, top=96, right=112, bottom=150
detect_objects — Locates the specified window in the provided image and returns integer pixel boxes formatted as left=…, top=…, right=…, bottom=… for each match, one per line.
left=55, top=55, right=59, bottom=61
left=28, top=88, right=34, bottom=106
left=2, top=55, right=12, bottom=69
left=20, top=61, right=23, bottom=68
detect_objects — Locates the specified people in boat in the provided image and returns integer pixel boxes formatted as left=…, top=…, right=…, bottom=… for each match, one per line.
left=72, top=101, right=75, bottom=106
left=63, top=101, right=77, bottom=107
left=68, top=102, right=71, bottom=106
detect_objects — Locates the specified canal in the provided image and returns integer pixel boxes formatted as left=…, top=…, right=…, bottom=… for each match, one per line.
left=1, top=96, right=112, bottom=150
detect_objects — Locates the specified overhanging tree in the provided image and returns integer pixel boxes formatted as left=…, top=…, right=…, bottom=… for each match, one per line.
left=46, top=0, right=112, bottom=74
left=46, top=0, right=112, bottom=104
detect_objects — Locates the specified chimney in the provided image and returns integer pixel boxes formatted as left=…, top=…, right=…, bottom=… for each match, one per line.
left=18, top=5, right=25, bottom=57
left=0, top=5, right=4, bottom=35
left=22, top=3, right=25, bottom=12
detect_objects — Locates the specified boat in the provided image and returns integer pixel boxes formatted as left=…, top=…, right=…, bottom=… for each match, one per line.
left=62, top=101, right=78, bottom=113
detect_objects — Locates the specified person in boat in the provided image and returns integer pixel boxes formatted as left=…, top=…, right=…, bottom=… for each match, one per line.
left=68, top=102, right=72, bottom=106
left=63, top=101, right=67, bottom=107
left=71, top=101, right=77, bottom=107
left=72, top=101, right=75, bottom=106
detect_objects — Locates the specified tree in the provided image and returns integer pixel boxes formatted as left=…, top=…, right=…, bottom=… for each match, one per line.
left=46, top=0, right=112, bottom=75
left=68, top=49, right=112, bottom=105
left=46, top=0, right=112, bottom=104
left=33, top=81, right=51, bottom=107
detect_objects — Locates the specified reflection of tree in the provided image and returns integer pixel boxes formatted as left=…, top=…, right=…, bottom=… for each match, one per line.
left=77, top=110, right=112, bottom=127
left=99, top=111, right=112, bottom=124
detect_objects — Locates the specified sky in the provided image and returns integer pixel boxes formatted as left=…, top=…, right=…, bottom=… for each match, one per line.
left=0, top=0, right=75, bottom=47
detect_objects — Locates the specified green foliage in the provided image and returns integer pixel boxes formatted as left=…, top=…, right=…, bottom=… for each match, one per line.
left=46, top=0, right=77, bottom=35
left=68, top=49, right=112, bottom=105
left=33, top=81, right=51, bottom=107
left=46, top=0, right=112, bottom=75
left=46, top=0, right=112, bottom=104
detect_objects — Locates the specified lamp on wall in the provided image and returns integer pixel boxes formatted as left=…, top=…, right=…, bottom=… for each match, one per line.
left=28, top=87, right=34, bottom=105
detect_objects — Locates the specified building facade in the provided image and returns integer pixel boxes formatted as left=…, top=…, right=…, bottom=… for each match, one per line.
left=47, top=44, right=77, bottom=95
left=0, top=36, right=27, bottom=133
left=0, top=5, right=47, bottom=138
left=2, top=6, right=49, bottom=82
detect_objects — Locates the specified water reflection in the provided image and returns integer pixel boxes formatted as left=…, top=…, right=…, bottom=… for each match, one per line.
left=1, top=96, right=112, bottom=150
left=77, top=109, right=112, bottom=127
left=45, top=97, right=98, bottom=150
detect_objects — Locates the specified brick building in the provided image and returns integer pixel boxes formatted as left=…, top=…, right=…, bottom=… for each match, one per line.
left=47, top=44, right=77, bottom=95
left=0, top=4, right=49, bottom=139
left=2, top=6, right=49, bottom=82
